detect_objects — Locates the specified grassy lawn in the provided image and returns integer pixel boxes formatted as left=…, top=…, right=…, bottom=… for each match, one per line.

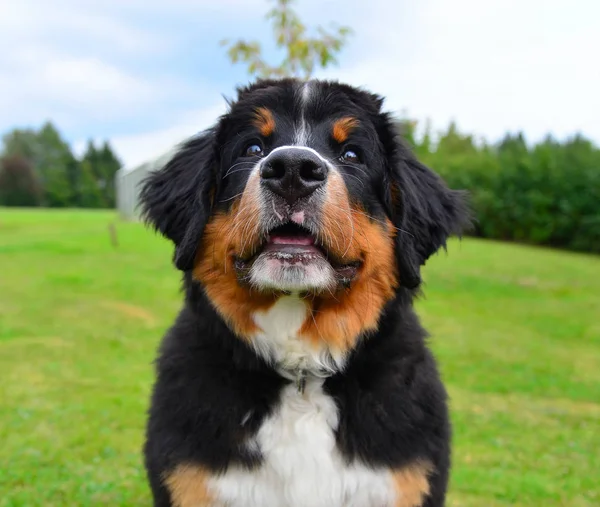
left=0, top=208, right=598, bottom=506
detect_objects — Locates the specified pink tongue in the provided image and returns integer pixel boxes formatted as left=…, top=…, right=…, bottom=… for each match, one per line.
left=269, top=234, right=314, bottom=246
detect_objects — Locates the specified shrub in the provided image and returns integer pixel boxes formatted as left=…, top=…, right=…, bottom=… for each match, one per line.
left=409, top=124, right=600, bottom=254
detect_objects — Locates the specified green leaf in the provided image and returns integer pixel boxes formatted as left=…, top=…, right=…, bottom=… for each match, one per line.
left=219, top=0, right=353, bottom=79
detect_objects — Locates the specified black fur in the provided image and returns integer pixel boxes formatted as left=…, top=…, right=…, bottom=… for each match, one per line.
left=139, top=131, right=218, bottom=270
left=140, top=79, right=470, bottom=506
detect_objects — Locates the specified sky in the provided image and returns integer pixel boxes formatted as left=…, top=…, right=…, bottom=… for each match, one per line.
left=1, top=0, right=598, bottom=169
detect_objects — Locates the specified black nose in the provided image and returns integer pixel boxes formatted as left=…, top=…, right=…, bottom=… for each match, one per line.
left=260, top=148, right=328, bottom=204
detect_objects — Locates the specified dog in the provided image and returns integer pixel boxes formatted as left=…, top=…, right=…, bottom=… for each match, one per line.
left=140, top=78, right=469, bottom=507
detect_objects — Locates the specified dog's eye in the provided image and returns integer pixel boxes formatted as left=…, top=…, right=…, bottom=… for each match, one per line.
left=340, top=149, right=360, bottom=163
left=244, top=143, right=264, bottom=158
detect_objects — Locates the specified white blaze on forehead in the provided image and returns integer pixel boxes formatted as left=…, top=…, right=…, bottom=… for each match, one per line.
left=301, top=80, right=312, bottom=104
left=294, top=80, right=313, bottom=146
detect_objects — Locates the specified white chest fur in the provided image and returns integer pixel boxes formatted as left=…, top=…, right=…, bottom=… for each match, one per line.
left=251, top=296, right=345, bottom=376
left=207, top=379, right=397, bottom=507
left=203, top=297, right=397, bottom=506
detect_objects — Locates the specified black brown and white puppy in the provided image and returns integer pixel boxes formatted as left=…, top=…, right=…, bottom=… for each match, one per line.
left=140, top=78, right=469, bottom=507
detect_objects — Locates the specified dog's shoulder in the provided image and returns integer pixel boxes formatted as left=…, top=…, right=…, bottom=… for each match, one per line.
left=327, top=302, right=449, bottom=458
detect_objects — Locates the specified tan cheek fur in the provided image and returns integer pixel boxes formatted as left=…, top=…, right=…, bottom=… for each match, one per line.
left=299, top=170, right=398, bottom=353
left=192, top=171, right=277, bottom=339
left=194, top=169, right=398, bottom=354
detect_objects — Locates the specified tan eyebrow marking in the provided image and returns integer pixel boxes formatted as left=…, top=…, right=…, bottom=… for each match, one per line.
left=332, top=117, right=359, bottom=143
left=253, top=107, right=276, bottom=137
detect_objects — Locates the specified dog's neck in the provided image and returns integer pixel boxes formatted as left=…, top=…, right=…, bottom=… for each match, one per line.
left=251, top=296, right=346, bottom=385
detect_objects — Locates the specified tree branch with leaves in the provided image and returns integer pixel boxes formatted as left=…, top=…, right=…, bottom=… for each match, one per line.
left=221, top=0, right=352, bottom=80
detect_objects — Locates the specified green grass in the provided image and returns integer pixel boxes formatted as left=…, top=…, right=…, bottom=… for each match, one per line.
left=1, top=209, right=598, bottom=507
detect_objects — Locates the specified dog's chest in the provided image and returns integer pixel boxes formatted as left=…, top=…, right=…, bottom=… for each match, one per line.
left=250, top=296, right=344, bottom=375
left=207, top=380, right=396, bottom=507
left=205, top=297, right=397, bottom=507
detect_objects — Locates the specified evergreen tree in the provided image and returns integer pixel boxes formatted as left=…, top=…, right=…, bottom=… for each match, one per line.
left=64, top=153, right=82, bottom=206
left=0, top=155, right=43, bottom=207
left=2, top=129, right=41, bottom=164
left=1, top=124, right=123, bottom=209
left=78, top=159, right=105, bottom=208
left=436, top=121, right=477, bottom=157
left=80, top=140, right=121, bottom=208
left=2, top=122, right=76, bottom=207
left=98, top=141, right=122, bottom=208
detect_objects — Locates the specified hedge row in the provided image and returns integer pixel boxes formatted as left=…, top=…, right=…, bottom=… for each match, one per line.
left=403, top=123, right=600, bottom=254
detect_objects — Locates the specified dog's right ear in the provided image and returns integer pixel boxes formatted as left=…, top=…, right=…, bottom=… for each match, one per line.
left=139, top=128, right=217, bottom=271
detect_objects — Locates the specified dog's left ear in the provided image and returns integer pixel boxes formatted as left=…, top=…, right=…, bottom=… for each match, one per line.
left=383, top=131, right=471, bottom=289
left=139, top=129, right=217, bottom=271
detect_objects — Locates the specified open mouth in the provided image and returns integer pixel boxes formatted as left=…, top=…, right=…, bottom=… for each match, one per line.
left=263, top=222, right=323, bottom=259
left=234, top=222, right=361, bottom=288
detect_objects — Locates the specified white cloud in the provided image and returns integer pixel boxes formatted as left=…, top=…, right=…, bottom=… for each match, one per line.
left=8, top=48, right=155, bottom=102
left=0, top=0, right=262, bottom=140
left=0, top=2, right=167, bottom=131
left=317, top=0, right=600, bottom=143
left=0, top=2, right=168, bottom=54
left=2, top=0, right=598, bottom=169
left=98, top=0, right=600, bottom=169
left=0, top=46, right=197, bottom=132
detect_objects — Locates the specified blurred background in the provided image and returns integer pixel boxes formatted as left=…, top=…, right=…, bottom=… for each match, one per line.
left=0, top=1, right=598, bottom=505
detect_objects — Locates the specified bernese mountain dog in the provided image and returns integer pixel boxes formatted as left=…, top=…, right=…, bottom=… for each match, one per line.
left=140, top=78, right=469, bottom=507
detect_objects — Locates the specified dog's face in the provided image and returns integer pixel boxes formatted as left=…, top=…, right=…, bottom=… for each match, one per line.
left=141, top=79, right=468, bottom=349
left=210, top=80, right=400, bottom=295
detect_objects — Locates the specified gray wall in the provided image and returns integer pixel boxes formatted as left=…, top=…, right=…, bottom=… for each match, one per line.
left=115, top=148, right=178, bottom=220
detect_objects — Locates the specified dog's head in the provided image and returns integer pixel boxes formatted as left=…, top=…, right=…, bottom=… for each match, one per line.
left=141, top=79, right=469, bottom=350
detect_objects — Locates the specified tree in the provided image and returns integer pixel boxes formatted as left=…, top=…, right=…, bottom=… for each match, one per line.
left=64, top=153, right=82, bottom=206
left=97, top=141, right=121, bottom=207
left=80, top=141, right=102, bottom=203
left=78, top=159, right=105, bottom=208
left=1, top=125, right=122, bottom=209
left=81, top=140, right=121, bottom=207
left=221, top=0, right=352, bottom=79
left=36, top=122, right=76, bottom=207
left=0, top=155, right=43, bottom=207
left=435, top=121, right=478, bottom=157
left=497, top=132, right=528, bottom=164
left=1, top=122, right=76, bottom=207
left=2, top=129, right=41, bottom=164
